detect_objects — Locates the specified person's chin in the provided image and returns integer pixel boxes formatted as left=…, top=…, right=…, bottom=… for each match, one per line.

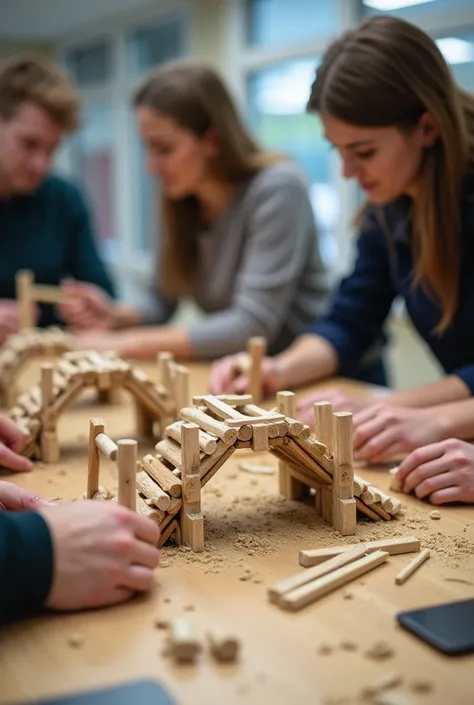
left=163, top=183, right=193, bottom=200
left=14, top=177, right=44, bottom=194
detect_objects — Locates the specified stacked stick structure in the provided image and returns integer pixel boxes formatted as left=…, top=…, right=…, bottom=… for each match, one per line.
left=8, top=350, right=187, bottom=462
left=0, top=326, right=74, bottom=407
left=135, top=392, right=402, bottom=551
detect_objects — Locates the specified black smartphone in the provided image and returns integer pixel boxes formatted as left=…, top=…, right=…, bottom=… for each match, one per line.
left=397, top=597, right=474, bottom=656
left=10, top=679, right=176, bottom=705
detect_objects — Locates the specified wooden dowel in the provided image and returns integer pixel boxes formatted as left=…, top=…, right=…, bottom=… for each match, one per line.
left=279, top=550, right=389, bottom=611
left=269, top=544, right=368, bottom=603
left=117, top=439, right=137, bottom=511
left=136, top=470, right=171, bottom=511
left=87, top=418, right=104, bottom=499
left=299, top=537, right=421, bottom=567
left=94, top=433, right=118, bottom=461
left=248, top=336, right=266, bottom=404
left=395, top=548, right=430, bottom=585
left=141, top=453, right=182, bottom=497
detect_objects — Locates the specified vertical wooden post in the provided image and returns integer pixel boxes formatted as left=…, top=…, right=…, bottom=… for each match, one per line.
left=158, top=352, right=174, bottom=393
left=134, top=400, right=155, bottom=439
left=87, top=418, right=105, bottom=499
left=277, top=391, right=305, bottom=500
left=174, top=365, right=190, bottom=414
left=117, top=439, right=137, bottom=511
left=332, top=412, right=357, bottom=536
left=248, top=337, right=267, bottom=404
left=16, top=270, right=34, bottom=329
left=314, top=401, right=333, bottom=521
left=40, top=363, right=60, bottom=462
left=180, top=422, right=204, bottom=552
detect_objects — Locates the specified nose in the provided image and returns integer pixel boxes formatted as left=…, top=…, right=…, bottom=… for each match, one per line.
left=342, top=155, right=359, bottom=180
left=32, top=150, right=51, bottom=176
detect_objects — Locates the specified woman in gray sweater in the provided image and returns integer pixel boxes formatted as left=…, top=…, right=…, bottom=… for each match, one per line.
left=60, top=59, right=330, bottom=359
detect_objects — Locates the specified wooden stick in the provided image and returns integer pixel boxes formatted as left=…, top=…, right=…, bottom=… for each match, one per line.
left=278, top=550, right=389, bottom=611
left=248, top=336, right=266, bottom=404
left=87, top=418, right=104, bottom=499
left=207, top=628, right=240, bottom=663
left=276, top=391, right=305, bottom=500
left=16, top=270, right=34, bottom=329
left=269, top=544, right=368, bottom=604
left=166, top=421, right=217, bottom=456
left=158, top=352, right=174, bottom=394
left=136, top=494, right=165, bottom=525
left=313, top=401, right=333, bottom=456
left=180, top=406, right=237, bottom=445
left=332, top=412, right=356, bottom=536
left=40, top=364, right=54, bottom=410
left=299, top=537, right=421, bottom=567
left=173, top=365, right=190, bottom=413
left=180, top=423, right=204, bottom=552
left=136, top=470, right=171, bottom=511
left=141, top=453, right=182, bottom=497
left=169, top=618, right=202, bottom=663
left=95, top=433, right=118, bottom=461
left=117, top=439, right=137, bottom=511
left=395, top=548, right=430, bottom=585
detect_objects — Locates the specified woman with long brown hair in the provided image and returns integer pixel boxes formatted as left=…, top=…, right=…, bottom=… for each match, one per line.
left=211, top=16, right=474, bottom=503
left=60, top=59, right=333, bottom=362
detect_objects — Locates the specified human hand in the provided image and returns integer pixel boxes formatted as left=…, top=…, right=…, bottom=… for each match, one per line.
left=0, top=299, right=38, bottom=344
left=0, top=481, right=55, bottom=511
left=353, top=403, right=443, bottom=464
left=40, top=500, right=161, bottom=611
left=0, top=416, right=33, bottom=472
left=296, top=388, right=365, bottom=427
left=73, top=329, right=118, bottom=353
left=209, top=353, right=282, bottom=397
left=59, top=280, right=114, bottom=331
left=396, top=438, right=474, bottom=504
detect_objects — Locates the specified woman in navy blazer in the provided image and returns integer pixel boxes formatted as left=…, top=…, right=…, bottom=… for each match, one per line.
left=210, top=16, right=474, bottom=504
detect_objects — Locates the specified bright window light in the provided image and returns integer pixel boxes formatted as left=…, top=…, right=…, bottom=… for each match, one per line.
left=363, top=0, right=435, bottom=10
left=436, top=37, right=474, bottom=65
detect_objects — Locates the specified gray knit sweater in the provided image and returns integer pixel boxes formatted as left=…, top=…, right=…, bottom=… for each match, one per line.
left=140, top=161, right=331, bottom=359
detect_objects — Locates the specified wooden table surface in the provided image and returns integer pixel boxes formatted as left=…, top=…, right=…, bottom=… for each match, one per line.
left=1, top=360, right=473, bottom=705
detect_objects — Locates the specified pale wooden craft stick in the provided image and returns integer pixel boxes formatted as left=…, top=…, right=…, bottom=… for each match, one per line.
left=299, top=537, right=421, bottom=567
left=395, top=548, right=430, bottom=585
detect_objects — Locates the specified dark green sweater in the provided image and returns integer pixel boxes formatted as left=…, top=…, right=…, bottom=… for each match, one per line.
left=0, top=174, right=115, bottom=326
left=0, top=510, right=53, bottom=624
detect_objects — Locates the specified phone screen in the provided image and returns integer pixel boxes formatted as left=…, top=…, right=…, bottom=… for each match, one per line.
left=397, top=598, right=474, bottom=655
left=12, top=680, right=176, bottom=705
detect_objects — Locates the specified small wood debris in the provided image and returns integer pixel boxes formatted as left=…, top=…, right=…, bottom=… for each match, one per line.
left=153, top=617, right=170, bottom=630
left=373, top=692, right=414, bottom=705
left=238, top=461, right=275, bottom=475
left=429, top=510, right=441, bottom=520
left=410, top=680, right=433, bottom=694
left=361, top=672, right=402, bottom=697
left=184, top=604, right=195, bottom=612
left=207, top=628, right=240, bottom=663
left=68, top=633, right=84, bottom=648
left=317, top=643, right=333, bottom=656
left=168, top=618, right=201, bottom=664
left=342, top=591, right=353, bottom=600
left=340, top=640, right=357, bottom=652
left=364, top=641, right=394, bottom=661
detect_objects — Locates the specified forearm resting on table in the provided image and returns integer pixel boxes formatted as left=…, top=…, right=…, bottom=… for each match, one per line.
left=111, top=326, right=194, bottom=359
left=275, top=334, right=338, bottom=389
left=111, top=303, right=143, bottom=329
left=386, top=375, right=470, bottom=408
left=434, top=397, right=474, bottom=441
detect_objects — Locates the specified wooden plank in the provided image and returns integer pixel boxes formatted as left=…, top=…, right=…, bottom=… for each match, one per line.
left=278, top=551, right=390, bottom=611
left=395, top=549, right=430, bottom=585
left=141, top=453, right=182, bottom=497
left=180, top=406, right=237, bottom=445
left=299, top=537, right=421, bottom=567
left=136, top=470, right=171, bottom=511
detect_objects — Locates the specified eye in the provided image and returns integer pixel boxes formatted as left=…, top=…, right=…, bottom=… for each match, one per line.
left=356, top=149, right=376, bottom=160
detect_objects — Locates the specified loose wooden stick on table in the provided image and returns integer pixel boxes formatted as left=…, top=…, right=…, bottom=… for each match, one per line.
left=395, top=548, right=430, bottom=585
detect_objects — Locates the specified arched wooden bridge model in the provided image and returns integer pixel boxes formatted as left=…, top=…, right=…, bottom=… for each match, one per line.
left=88, top=392, right=402, bottom=552
left=0, top=327, right=74, bottom=407
left=8, top=350, right=189, bottom=462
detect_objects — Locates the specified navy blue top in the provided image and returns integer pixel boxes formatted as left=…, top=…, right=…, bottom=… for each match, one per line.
left=309, top=169, right=474, bottom=393
left=0, top=174, right=115, bottom=327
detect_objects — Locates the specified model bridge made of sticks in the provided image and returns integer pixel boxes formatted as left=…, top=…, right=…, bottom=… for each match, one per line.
left=87, top=392, right=402, bottom=552
left=8, top=350, right=190, bottom=462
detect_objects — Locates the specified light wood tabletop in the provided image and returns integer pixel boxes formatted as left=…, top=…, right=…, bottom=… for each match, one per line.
left=0, top=360, right=473, bottom=705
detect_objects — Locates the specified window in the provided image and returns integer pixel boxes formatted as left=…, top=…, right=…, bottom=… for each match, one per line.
left=129, top=16, right=184, bottom=73
left=134, top=142, right=158, bottom=253
left=436, top=32, right=474, bottom=90
left=246, top=0, right=338, bottom=47
left=248, top=60, right=340, bottom=266
left=71, top=101, right=117, bottom=259
left=362, top=0, right=474, bottom=19
left=66, top=41, right=112, bottom=86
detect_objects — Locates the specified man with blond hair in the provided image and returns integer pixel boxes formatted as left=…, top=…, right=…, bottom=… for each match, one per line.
left=0, top=53, right=115, bottom=343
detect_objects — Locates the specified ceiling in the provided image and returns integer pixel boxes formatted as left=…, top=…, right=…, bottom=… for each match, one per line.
left=0, top=0, right=161, bottom=39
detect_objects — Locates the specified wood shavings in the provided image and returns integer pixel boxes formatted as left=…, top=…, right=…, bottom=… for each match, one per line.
left=364, top=640, right=394, bottom=661
left=317, top=643, right=333, bottom=655
left=409, top=680, right=433, bottom=694
left=238, top=461, right=275, bottom=475
left=339, top=640, right=357, bottom=652
left=429, top=510, right=441, bottom=520
left=154, top=617, right=170, bottom=630
left=68, top=633, right=84, bottom=648
left=373, top=692, right=414, bottom=705
left=361, top=672, right=402, bottom=697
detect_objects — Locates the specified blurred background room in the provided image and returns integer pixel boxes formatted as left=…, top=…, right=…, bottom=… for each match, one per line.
left=1, top=0, right=473, bottom=388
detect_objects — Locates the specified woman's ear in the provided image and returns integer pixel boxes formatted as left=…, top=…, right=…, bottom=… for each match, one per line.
left=202, top=126, right=219, bottom=158
left=418, top=112, right=440, bottom=148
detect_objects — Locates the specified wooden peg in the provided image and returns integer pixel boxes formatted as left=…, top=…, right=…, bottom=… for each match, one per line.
left=87, top=418, right=105, bottom=499
left=247, top=336, right=266, bottom=404
left=117, top=439, right=138, bottom=511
